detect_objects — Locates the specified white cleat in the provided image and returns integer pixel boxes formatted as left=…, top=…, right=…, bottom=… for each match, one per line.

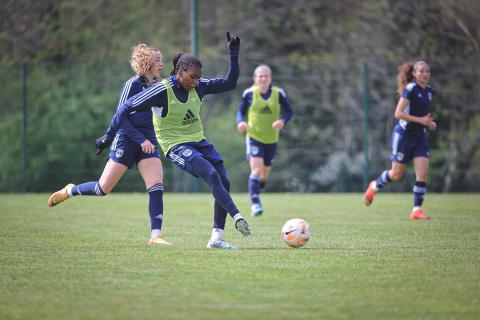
left=251, top=203, right=263, bottom=217
left=207, top=240, right=237, bottom=250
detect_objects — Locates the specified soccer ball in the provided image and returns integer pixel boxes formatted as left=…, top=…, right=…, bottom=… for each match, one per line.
left=281, top=218, right=310, bottom=248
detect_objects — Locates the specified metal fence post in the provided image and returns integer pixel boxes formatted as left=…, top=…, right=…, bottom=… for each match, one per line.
left=362, top=62, right=370, bottom=189
left=22, top=62, right=29, bottom=193
left=190, top=0, right=201, bottom=192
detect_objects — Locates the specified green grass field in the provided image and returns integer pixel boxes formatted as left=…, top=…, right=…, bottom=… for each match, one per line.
left=1, top=193, right=479, bottom=319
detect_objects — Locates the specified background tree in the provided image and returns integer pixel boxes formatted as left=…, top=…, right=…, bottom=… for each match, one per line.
left=1, top=0, right=478, bottom=192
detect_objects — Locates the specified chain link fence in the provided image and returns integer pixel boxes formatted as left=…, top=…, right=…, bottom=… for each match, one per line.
left=1, top=57, right=479, bottom=192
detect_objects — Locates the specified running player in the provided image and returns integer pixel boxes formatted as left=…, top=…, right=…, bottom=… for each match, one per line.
left=363, top=61, right=437, bottom=220
left=236, top=65, right=293, bottom=217
left=100, top=33, right=251, bottom=250
left=48, top=44, right=171, bottom=245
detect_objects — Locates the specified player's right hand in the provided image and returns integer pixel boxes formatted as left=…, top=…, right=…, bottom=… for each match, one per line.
left=95, top=134, right=112, bottom=155
left=141, top=139, right=156, bottom=154
left=237, top=121, right=248, bottom=134
left=421, top=113, right=435, bottom=129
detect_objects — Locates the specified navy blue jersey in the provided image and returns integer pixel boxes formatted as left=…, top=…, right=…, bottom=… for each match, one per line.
left=106, top=56, right=239, bottom=144
left=115, top=75, right=154, bottom=145
left=236, top=85, right=293, bottom=124
left=399, top=82, right=435, bottom=136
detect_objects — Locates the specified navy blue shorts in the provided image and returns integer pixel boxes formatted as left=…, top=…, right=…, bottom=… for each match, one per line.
left=246, top=136, right=277, bottom=166
left=390, top=126, right=429, bottom=164
left=167, top=139, right=223, bottom=176
left=109, top=130, right=160, bottom=168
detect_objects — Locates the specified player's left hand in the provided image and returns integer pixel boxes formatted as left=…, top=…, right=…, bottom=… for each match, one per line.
left=226, top=32, right=240, bottom=56
left=272, top=119, right=285, bottom=131
left=95, top=134, right=112, bottom=155
left=429, top=121, right=437, bottom=131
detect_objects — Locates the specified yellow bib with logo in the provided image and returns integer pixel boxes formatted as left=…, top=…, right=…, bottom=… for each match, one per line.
left=153, top=80, right=205, bottom=154
left=246, top=86, right=281, bottom=144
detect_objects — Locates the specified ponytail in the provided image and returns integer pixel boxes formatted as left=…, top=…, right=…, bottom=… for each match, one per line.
left=170, top=52, right=184, bottom=76
left=396, top=62, right=415, bottom=96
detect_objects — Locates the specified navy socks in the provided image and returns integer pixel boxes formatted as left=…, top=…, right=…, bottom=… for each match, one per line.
left=375, top=170, right=391, bottom=189
left=413, top=181, right=427, bottom=207
left=148, top=183, right=164, bottom=231
left=71, top=182, right=105, bottom=196
left=248, top=175, right=261, bottom=205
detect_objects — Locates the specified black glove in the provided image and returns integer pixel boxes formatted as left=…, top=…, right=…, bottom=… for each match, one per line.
left=226, top=32, right=240, bottom=57
left=95, top=134, right=112, bottom=155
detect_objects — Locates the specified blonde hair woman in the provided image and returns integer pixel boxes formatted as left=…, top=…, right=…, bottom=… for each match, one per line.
left=48, top=44, right=171, bottom=245
left=236, top=64, right=293, bottom=217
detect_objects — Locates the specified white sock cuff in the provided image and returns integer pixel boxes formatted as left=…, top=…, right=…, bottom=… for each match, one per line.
left=211, top=228, right=224, bottom=241
left=151, top=229, right=161, bottom=238
left=233, top=213, right=243, bottom=221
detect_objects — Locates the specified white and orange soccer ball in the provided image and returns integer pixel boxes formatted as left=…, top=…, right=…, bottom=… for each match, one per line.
left=281, top=218, right=310, bottom=248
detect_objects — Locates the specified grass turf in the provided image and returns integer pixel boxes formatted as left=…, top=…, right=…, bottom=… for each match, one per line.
left=1, top=193, right=479, bottom=319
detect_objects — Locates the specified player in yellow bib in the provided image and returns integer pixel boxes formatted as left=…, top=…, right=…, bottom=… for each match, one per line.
left=102, top=33, right=251, bottom=250
left=236, top=65, right=293, bottom=216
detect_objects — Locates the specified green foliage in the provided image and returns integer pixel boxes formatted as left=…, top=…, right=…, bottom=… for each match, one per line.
left=1, top=193, right=479, bottom=319
left=0, top=1, right=479, bottom=191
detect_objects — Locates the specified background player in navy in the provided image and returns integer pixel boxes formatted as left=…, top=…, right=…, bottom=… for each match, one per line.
left=101, top=33, right=251, bottom=250
left=236, top=65, right=293, bottom=216
left=364, top=61, right=437, bottom=220
left=48, top=44, right=171, bottom=245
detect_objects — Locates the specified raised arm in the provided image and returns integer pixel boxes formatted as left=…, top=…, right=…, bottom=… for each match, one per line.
left=203, top=32, right=240, bottom=94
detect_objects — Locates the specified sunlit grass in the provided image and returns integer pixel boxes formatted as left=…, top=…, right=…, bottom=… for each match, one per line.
left=1, top=193, right=479, bottom=319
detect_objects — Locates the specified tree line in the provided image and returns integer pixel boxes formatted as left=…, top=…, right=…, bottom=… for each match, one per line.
left=1, top=0, right=479, bottom=192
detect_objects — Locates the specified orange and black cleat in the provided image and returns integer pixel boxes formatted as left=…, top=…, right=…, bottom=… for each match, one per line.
left=363, top=181, right=377, bottom=206
left=409, top=208, right=431, bottom=220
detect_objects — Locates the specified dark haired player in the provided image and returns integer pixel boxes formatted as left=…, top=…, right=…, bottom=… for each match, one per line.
left=99, top=33, right=251, bottom=249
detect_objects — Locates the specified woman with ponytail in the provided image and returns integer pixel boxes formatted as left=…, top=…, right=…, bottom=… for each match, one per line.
left=363, top=61, right=437, bottom=220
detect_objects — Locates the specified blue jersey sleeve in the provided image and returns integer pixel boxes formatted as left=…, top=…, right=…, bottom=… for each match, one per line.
left=116, top=79, right=147, bottom=144
left=117, top=80, right=143, bottom=108
left=402, top=82, right=416, bottom=100
left=105, top=83, right=165, bottom=143
left=118, top=117, right=146, bottom=145
left=279, top=88, right=293, bottom=124
left=236, top=91, right=251, bottom=123
left=200, top=56, right=239, bottom=96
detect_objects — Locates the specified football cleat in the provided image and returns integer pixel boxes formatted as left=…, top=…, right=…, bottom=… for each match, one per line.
left=363, top=180, right=377, bottom=206
left=409, top=208, right=431, bottom=220
left=206, top=240, right=237, bottom=250
left=48, top=183, right=75, bottom=207
left=235, top=218, right=251, bottom=236
left=251, top=203, right=263, bottom=217
left=148, top=236, right=172, bottom=245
